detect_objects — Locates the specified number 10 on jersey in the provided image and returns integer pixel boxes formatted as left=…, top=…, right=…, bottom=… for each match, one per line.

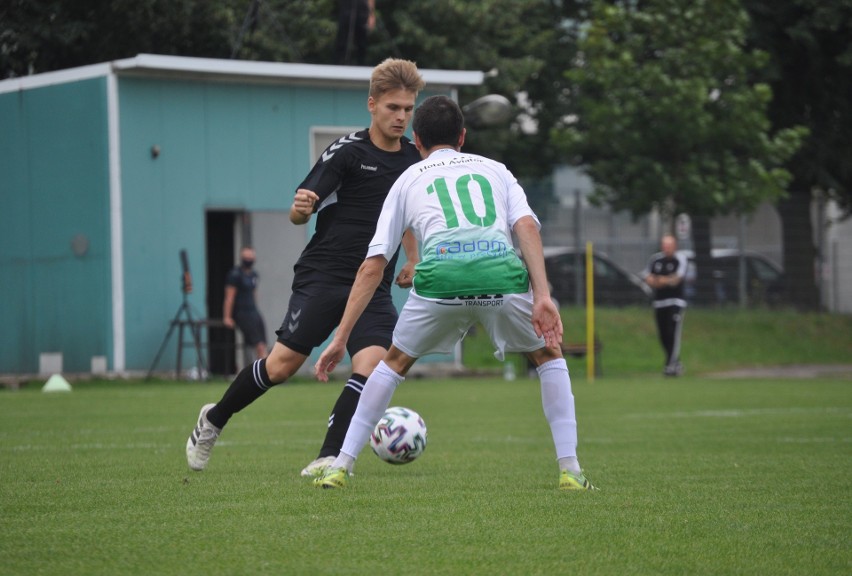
left=427, top=174, right=496, bottom=229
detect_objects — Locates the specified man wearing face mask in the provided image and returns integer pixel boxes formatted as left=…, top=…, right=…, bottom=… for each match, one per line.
left=223, top=246, right=268, bottom=361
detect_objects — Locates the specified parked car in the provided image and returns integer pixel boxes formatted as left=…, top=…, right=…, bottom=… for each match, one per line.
left=681, top=249, right=787, bottom=306
left=543, top=247, right=653, bottom=307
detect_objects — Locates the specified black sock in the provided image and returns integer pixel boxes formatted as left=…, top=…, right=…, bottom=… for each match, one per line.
left=317, top=373, right=366, bottom=458
left=207, top=358, right=276, bottom=429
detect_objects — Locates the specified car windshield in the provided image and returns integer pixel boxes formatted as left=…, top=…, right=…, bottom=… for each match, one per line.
left=595, top=258, right=622, bottom=279
left=751, top=258, right=780, bottom=281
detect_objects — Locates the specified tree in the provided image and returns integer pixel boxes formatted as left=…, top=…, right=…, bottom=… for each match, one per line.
left=366, top=0, right=588, bottom=213
left=742, top=0, right=852, bottom=310
left=226, top=0, right=337, bottom=63
left=1, top=0, right=235, bottom=77
left=553, top=0, right=805, bottom=302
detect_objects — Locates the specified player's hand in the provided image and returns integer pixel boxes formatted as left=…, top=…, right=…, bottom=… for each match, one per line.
left=223, top=318, right=235, bottom=329
left=292, top=189, right=319, bottom=217
left=315, top=339, right=346, bottom=382
left=531, top=298, right=563, bottom=351
left=394, top=262, right=416, bottom=288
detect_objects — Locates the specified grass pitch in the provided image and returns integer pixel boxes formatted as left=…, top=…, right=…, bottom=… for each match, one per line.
left=1, top=373, right=849, bottom=575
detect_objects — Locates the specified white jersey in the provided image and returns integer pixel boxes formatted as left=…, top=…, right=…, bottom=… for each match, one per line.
left=367, top=148, right=540, bottom=298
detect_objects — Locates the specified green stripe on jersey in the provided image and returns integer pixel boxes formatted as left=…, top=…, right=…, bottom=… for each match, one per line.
left=413, top=230, right=530, bottom=298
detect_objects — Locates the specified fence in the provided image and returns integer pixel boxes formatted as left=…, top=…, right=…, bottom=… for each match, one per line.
left=524, top=169, right=851, bottom=313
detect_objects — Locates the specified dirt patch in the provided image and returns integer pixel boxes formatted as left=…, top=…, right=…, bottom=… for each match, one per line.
left=708, top=364, right=852, bottom=379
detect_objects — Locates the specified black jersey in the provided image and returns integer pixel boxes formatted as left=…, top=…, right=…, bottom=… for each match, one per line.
left=294, top=129, right=421, bottom=289
left=225, top=267, right=259, bottom=312
left=643, top=251, right=689, bottom=308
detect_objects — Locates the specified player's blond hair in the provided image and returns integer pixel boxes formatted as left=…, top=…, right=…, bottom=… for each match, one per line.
left=369, top=58, right=425, bottom=99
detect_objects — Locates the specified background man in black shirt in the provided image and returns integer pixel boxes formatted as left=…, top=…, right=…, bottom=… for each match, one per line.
left=643, top=235, right=688, bottom=376
left=223, top=246, right=267, bottom=361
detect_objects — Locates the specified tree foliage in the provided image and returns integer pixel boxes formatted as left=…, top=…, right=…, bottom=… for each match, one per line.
left=365, top=0, right=587, bottom=213
left=226, top=0, right=338, bottom=63
left=553, top=0, right=805, bottom=222
left=741, top=0, right=852, bottom=309
left=743, top=0, right=852, bottom=212
left=1, top=0, right=240, bottom=76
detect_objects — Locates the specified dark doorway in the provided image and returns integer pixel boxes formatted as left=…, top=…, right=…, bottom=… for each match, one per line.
left=206, top=211, right=237, bottom=376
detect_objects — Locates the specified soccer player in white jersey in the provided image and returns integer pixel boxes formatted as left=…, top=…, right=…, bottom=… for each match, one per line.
left=313, top=95, right=596, bottom=491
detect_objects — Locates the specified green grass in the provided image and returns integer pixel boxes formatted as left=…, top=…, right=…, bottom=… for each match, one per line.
left=463, top=307, right=852, bottom=377
left=1, top=374, right=850, bottom=575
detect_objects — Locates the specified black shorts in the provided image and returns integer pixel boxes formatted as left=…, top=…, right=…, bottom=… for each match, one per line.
left=275, top=279, right=397, bottom=357
left=233, top=309, right=266, bottom=346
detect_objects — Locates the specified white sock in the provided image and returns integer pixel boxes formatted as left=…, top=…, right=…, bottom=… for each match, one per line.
left=558, top=457, right=581, bottom=475
left=537, top=358, right=580, bottom=469
left=335, top=360, right=404, bottom=472
left=332, top=452, right=355, bottom=471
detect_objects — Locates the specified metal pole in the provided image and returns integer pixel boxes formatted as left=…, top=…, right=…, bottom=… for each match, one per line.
left=585, top=241, right=595, bottom=382
left=738, top=214, right=747, bottom=308
left=574, top=188, right=583, bottom=307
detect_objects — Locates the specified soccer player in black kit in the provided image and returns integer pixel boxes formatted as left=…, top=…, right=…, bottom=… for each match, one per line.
left=186, top=58, right=425, bottom=475
left=642, top=235, right=688, bottom=376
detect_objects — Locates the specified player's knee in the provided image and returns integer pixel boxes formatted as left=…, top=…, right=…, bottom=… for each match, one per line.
left=384, top=346, right=417, bottom=376
left=527, top=346, right=562, bottom=367
left=263, top=344, right=305, bottom=382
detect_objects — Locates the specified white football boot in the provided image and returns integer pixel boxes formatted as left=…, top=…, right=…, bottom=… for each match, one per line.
left=186, top=403, right=221, bottom=471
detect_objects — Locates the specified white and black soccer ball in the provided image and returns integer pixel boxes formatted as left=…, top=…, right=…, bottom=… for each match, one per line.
left=370, top=406, right=427, bottom=465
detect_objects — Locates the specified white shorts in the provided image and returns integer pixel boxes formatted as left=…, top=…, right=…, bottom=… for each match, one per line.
left=392, top=290, right=546, bottom=361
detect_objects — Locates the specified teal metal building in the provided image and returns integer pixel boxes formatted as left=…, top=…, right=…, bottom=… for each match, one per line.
left=0, top=54, right=482, bottom=377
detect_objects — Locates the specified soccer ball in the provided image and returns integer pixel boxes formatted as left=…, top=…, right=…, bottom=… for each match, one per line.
left=370, top=406, right=427, bottom=464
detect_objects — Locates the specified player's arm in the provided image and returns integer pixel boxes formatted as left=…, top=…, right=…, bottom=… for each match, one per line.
left=514, top=215, right=562, bottom=350
left=662, top=274, right=683, bottom=287
left=647, top=274, right=675, bottom=288
left=666, top=254, right=688, bottom=287
left=649, top=269, right=685, bottom=288
left=395, top=229, right=419, bottom=288
left=315, top=255, right=388, bottom=381
left=292, top=141, right=348, bottom=224
left=643, top=260, right=663, bottom=289
left=289, top=188, right=320, bottom=225
left=223, top=285, right=236, bottom=328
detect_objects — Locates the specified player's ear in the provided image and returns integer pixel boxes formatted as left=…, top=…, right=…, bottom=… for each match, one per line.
left=414, top=132, right=427, bottom=157
left=367, top=96, right=376, bottom=114
left=458, top=128, right=466, bottom=150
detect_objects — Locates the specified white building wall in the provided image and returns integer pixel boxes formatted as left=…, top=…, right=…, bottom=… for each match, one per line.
left=823, top=201, right=852, bottom=313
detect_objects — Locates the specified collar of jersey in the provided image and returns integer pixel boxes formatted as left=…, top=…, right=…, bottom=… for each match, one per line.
left=429, top=147, right=459, bottom=157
